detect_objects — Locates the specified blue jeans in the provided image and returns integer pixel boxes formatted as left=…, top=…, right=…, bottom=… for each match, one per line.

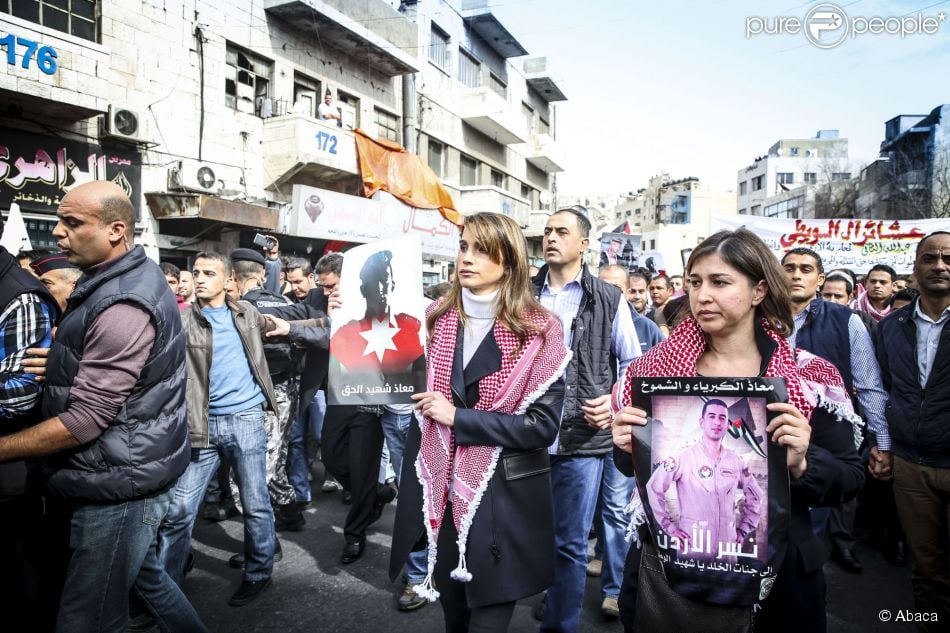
left=541, top=455, right=605, bottom=633
left=158, top=406, right=275, bottom=583
left=593, top=451, right=636, bottom=599
left=57, top=486, right=208, bottom=633
left=287, top=390, right=326, bottom=503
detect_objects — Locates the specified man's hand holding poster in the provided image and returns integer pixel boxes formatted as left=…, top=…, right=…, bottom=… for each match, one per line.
left=328, top=237, right=427, bottom=405
left=628, top=377, right=791, bottom=607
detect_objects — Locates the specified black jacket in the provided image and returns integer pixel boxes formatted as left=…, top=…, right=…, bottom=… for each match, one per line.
left=265, top=288, right=330, bottom=412
left=40, top=247, right=190, bottom=501
left=389, top=325, right=565, bottom=608
left=875, top=301, right=950, bottom=467
left=532, top=264, right=622, bottom=455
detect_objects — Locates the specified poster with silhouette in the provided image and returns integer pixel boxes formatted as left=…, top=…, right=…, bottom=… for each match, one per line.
left=598, top=232, right=641, bottom=271
left=628, top=377, right=791, bottom=607
left=328, top=237, right=427, bottom=405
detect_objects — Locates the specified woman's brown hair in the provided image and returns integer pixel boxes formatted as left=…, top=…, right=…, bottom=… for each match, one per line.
left=427, top=212, right=546, bottom=349
left=686, top=228, right=794, bottom=337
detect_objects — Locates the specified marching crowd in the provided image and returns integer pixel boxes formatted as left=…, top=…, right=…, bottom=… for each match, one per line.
left=0, top=179, right=948, bottom=633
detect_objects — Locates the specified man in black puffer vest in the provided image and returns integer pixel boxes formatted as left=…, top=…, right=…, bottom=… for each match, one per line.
left=532, top=207, right=641, bottom=631
left=0, top=182, right=205, bottom=633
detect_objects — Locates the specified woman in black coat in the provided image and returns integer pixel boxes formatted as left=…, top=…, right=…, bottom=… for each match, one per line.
left=390, top=212, right=569, bottom=632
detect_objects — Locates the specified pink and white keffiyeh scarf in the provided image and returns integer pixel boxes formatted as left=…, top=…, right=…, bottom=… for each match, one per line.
left=413, top=300, right=570, bottom=601
left=612, top=315, right=864, bottom=544
left=852, top=291, right=891, bottom=322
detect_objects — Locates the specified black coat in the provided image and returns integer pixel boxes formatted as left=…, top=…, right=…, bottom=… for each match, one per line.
left=389, top=326, right=565, bottom=608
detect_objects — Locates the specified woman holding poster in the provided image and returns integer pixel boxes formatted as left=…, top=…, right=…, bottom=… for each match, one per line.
left=389, top=212, right=570, bottom=633
left=611, top=229, right=864, bottom=633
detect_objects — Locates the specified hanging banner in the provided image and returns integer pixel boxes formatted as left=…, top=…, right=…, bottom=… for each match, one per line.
left=598, top=232, right=642, bottom=271
left=327, top=236, right=428, bottom=406
left=710, top=215, right=950, bottom=274
left=287, top=184, right=459, bottom=258
left=630, top=377, right=790, bottom=607
left=0, top=128, right=141, bottom=214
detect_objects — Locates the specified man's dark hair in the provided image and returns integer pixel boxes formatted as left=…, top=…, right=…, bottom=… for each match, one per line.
left=702, top=399, right=728, bottom=417
left=194, top=251, right=232, bottom=276
left=159, top=262, right=181, bottom=281
left=629, top=271, right=650, bottom=286
left=285, top=257, right=313, bottom=276
left=360, top=250, right=393, bottom=286
left=916, top=230, right=950, bottom=255
left=868, top=264, right=897, bottom=283
left=552, top=207, right=591, bottom=238
left=889, top=287, right=919, bottom=307
left=315, top=253, right=343, bottom=276
left=782, top=247, right=824, bottom=274
left=650, top=274, right=670, bottom=289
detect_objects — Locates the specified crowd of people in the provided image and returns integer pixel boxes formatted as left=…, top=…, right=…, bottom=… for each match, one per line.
left=0, top=180, right=948, bottom=633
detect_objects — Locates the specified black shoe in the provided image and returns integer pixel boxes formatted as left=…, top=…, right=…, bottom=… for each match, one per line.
left=341, top=539, right=365, bottom=564
left=831, top=547, right=863, bottom=574
left=228, top=578, right=271, bottom=606
left=310, top=460, right=327, bottom=490
left=370, top=481, right=399, bottom=526
left=398, top=583, right=430, bottom=611
left=275, top=505, right=306, bottom=532
left=229, top=539, right=283, bottom=570
left=342, top=490, right=353, bottom=505
left=886, top=540, right=908, bottom=567
left=532, top=594, right=546, bottom=622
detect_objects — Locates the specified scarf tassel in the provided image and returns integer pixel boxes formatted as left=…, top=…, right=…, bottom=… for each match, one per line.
left=416, top=565, right=440, bottom=602
left=449, top=546, right=473, bottom=582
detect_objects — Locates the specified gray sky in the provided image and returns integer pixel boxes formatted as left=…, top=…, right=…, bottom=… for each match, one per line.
left=491, top=0, right=950, bottom=196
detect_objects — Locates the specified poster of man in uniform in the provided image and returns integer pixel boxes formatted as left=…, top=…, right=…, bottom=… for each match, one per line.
left=599, top=232, right=641, bottom=271
left=328, top=237, right=428, bottom=406
left=629, top=377, right=791, bottom=606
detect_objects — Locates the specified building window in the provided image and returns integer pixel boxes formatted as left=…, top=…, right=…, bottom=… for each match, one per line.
left=803, top=172, right=817, bottom=185
left=429, top=23, right=449, bottom=69
left=427, top=139, right=444, bottom=178
left=520, top=182, right=532, bottom=202
left=460, top=153, right=477, bottom=186
left=4, top=0, right=97, bottom=41
left=458, top=50, right=480, bottom=88
left=374, top=108, right=399, bottom=142
left=739, top=208, right=747, bottom=215
left=336, top=90, right=359, bottom=128
left=751, top=175, right=764, bottom=191
left=538, top=117, right=550, bottom=136
left=490, top=169, right=505, bottom=189
left=488, top=73, right=506, bottom=99
left=765, top=196, right=802, bottom=219
left=777, top=172, right=795, bottom=185
left=750, top=205, right=761, bottom=215
left=739, top=181, right=747, bottom=195
left=832, top=172, right=851, bottom=181
left=790, top=147, right=799, bottom=156
left=225, top=44, right=272, bottom=116
left=292, top=73, right=322, bottom=118
left=521, top=102, right=535, bottom=135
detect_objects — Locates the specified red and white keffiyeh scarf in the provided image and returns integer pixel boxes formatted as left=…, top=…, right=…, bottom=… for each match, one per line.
left=612, top=315, right=864, bottom=544
left=852, top=291, right=891, bottom=322
left=414, top=300, right=570, bottom=601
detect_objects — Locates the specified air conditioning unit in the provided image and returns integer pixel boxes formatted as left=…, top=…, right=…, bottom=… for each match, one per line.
left=168, top=160, right=221, bottom=194
left=102, top=105, right=147, bottom=143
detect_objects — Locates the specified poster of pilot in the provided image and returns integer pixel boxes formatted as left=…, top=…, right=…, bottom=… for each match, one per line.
left=327, top=237, right=428, bottom=406
left=598, top=232, right=641, bottom=271
left=629, top=377, right=791, bottom=607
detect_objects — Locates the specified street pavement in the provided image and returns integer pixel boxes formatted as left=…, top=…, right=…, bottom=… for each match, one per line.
left=186, top=489, right=915, bottom=633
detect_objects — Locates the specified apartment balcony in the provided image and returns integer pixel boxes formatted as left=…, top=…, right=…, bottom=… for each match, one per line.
left=522, top=57, right=567, bottom=102
left=261, top=114, right=359, bottom=190
left=264, top=0, right=419, bottom=76
left=459, top=87, right=527, bottom=145
left=454, top=185, right=530, bottom=227
left=461, top=0, right=528, bottom=59
left=520, top=133, right=565, bottom=173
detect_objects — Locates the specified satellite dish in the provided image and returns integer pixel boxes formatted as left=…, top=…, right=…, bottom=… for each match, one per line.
left=539, top=191, right=552, bottom=205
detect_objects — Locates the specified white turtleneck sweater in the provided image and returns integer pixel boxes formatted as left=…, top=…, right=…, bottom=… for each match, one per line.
left=461, top=288, right=499, bottom=368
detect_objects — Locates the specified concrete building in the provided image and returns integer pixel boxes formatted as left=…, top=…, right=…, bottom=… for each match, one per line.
left=400, top=0, right=566, bottom=230
left=736, top=130, right=851, bottom=216
left=608, top=175, right=736, bottom=275
left=856, top=105, right=950, bottom=220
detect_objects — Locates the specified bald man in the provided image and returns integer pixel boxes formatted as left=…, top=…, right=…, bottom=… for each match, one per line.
left=0, top=182, right=206, bottom=632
